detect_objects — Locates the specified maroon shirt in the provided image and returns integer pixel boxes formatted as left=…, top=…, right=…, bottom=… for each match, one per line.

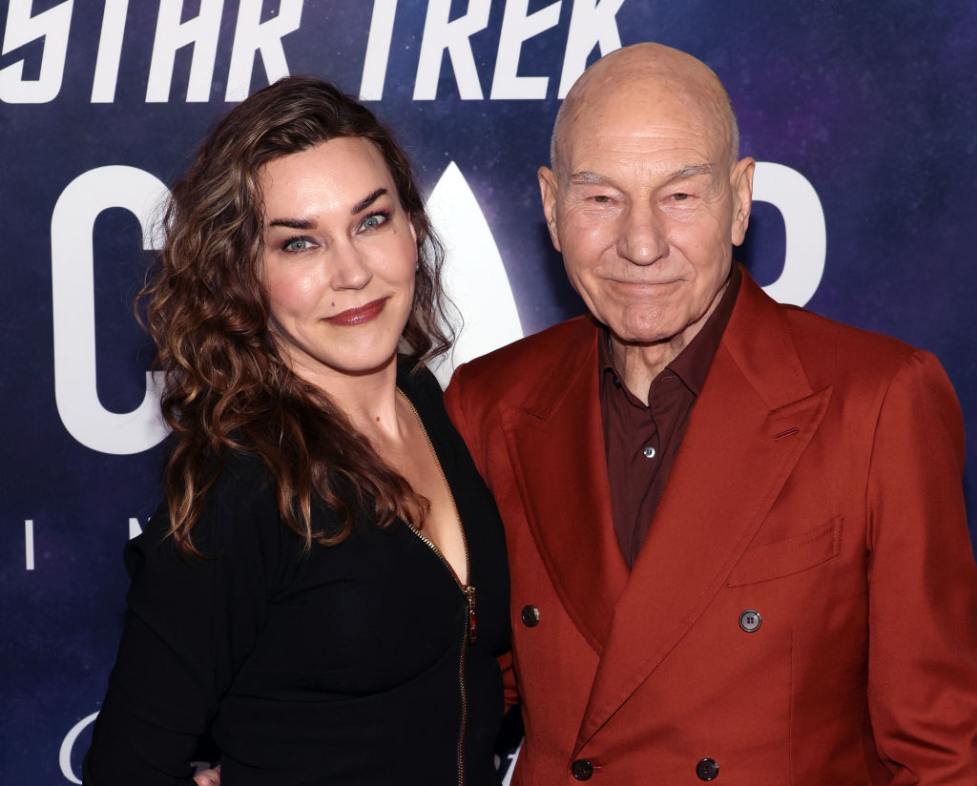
left=599, top=266, right=741, bottom=566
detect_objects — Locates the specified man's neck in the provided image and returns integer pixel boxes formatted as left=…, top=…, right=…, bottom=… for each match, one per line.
left=610, top=278, right=731, bottom=404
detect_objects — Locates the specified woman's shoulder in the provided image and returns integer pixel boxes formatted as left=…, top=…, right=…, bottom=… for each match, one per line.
left=137, top=449, right=281, bottom=561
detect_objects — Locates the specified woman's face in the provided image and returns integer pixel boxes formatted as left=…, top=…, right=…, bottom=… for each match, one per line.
left=258, top=137, right=417, bottom=387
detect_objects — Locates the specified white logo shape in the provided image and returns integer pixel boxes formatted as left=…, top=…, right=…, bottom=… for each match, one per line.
left=425, top=162, right=524, bottom=387
left=59, top=711, right=98, bottom=784
left=753, top=161, right=827, bottom=307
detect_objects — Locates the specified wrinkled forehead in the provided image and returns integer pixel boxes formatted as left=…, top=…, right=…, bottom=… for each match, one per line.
left=557, top=78, right=735, bottom=172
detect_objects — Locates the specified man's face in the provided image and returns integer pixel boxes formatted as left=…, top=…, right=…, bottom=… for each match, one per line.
left=539, top=93, right=754, bottom=347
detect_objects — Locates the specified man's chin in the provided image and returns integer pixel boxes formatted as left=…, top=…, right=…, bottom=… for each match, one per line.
left=605, top=321, right=680, bottom=348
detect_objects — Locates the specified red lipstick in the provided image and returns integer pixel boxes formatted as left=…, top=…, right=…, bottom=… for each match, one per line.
left=325, top=297, right=388, bottom=326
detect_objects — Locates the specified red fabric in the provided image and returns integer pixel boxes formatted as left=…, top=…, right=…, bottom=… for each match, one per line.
left=445, top=268, right=977, bottom=786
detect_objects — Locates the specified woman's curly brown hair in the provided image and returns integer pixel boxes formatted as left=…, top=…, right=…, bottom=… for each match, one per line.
left=140, top=76, right=451, bottom=553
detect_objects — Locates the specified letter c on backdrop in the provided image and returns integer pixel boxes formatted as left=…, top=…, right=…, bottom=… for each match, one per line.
left=51, top=165, right=170, bottom=455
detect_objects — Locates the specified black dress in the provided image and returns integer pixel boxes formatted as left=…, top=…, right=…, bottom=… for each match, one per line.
left=83, top=365, right=511, bottom=786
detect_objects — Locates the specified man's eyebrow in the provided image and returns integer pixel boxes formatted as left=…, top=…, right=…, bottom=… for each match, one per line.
left=351, top=187, right=387, bottom=214
left=568, top=171, right=608, bottom=185
left=268, top=217, right=316, bottom=229
left=567, top=164, right=714, bottom=187
left=671, top=163, right=715, bottom=179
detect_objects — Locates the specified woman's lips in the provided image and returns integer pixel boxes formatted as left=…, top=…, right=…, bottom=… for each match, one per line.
left=324, top=297, right=388, bottom=326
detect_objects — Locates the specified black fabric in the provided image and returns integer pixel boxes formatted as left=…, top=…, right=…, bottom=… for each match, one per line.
left=83, top=365, right=511, bottom=786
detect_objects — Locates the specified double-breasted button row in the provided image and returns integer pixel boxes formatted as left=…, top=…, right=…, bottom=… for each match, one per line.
left=570, top=758, right=593, bottom=780
left=569, top=756, right=717, bottom=781
left=521, top=604, right=540, bottom=627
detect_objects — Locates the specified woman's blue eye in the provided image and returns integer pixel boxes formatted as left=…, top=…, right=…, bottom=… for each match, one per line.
left=282, top=237, right=314, bottom=252
left=360, top=211, right=390, bottom=230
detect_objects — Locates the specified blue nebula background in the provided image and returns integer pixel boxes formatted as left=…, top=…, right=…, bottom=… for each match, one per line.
left=1, top=1, right=974, bottom=783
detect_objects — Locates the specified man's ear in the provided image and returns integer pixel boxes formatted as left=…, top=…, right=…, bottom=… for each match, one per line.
left=729, top=157, right=755, bottom=247
left=537, top=166, right=562, bottom=252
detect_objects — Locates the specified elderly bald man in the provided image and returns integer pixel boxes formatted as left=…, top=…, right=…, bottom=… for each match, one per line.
left=445, top=43, right=977, bottom=784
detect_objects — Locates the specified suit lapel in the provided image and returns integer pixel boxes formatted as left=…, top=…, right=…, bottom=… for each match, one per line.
left=576, top=273, right=832, bottom=748
left=502, top=321, right=629, bottom=653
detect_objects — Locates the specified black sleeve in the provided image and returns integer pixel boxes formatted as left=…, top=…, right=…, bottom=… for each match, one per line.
left=83, top=456, right=283, bottom=785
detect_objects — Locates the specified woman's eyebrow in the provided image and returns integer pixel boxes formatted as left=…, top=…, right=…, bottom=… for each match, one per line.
left=351, top=187, right=387, bottom=214
left=268, top=217, right=316, bottom=229
left=267, top=188, right=389, bottom=229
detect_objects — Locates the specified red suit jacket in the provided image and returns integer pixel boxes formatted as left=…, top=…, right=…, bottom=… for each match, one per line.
left=444, top=271, right=977, bottom=785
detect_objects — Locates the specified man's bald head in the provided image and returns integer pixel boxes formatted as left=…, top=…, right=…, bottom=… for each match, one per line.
left=550, top=43, right=740, bottom=175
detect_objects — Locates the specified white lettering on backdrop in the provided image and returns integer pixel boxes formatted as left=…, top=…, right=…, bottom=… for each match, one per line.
left=558, top=0, right=626, bottom=98
left=359, top=0, right=399, bottom=101
left=224, top=0, right=304, bottom=101
left=752, top=162, right=827, bottom=306
left=0, top=0, right=629, bottom=103
left=0, top=0, right=73, bottom=103
left=491, top=0, right=562, bottom=100
left=414, top=0, right=493, bottom=100
left=51, top=165, right=169, bottom=456
left=90, top=0, right=128, bottom=103
left=145, top=0, right=224, bottom=103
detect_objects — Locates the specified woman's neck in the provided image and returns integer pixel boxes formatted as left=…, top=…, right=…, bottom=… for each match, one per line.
left=292, top=353, right=405, bottom=441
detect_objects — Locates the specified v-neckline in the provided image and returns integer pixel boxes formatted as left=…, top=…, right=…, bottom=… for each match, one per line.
left=396, top=388, right=471, bottom=589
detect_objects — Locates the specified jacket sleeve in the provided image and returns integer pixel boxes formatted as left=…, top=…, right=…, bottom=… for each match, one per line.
left=83, top=461, right=282, bottom=785
left=865, top=349, right=977, bottom=783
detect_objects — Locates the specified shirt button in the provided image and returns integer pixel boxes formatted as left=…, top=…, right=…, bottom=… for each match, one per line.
left=696, top=757, right=720, bottom=781
left=739, top=609, right=762, bottom=633
left=520, top=605, right=540, bottom=627
left=642, top=445, right=657, bottom=459
left=570, top=759, right=594, bottom=780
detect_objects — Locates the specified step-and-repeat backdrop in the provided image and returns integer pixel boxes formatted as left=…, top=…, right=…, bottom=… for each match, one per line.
left=2, top=1, right=975, bottom=783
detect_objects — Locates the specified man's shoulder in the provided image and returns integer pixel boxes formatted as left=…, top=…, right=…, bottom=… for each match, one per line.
left=772, top=302, right=943, bottom=401
left=780, top=304, right=917, bottom=368
left=445, top=315, right=596, bottom=426
left=454, top=314, right=595, bottom=391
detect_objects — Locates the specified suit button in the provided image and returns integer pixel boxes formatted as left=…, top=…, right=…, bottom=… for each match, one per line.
left=570, top=759, right=594, bottom=780
left=696, top=757, right=720, bottom=781
left=521, top=605, right=540, bottom=627
left=738, top=609, right=762, bottom=633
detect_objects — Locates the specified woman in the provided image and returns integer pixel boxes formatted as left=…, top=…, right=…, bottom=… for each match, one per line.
left=83, top=77, right=510, bottom=786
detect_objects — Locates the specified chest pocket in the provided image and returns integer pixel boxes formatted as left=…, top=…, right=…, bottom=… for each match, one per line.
left=727, top=516, right=842, bottom=587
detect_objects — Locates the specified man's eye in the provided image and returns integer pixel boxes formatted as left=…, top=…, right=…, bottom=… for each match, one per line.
left=671, top=193, right=691, bottom=202
left=282, top=237, right=315, bottom=253
left=589, top=195, right=613, bottom=204
left=360, top=211, right=390, bottom=231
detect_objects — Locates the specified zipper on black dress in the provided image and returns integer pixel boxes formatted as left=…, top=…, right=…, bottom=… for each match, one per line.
left=398, top=392, right=475, bottom=786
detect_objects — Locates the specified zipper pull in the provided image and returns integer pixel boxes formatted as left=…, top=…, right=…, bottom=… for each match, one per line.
left=464, top=585, right=477, bottom=645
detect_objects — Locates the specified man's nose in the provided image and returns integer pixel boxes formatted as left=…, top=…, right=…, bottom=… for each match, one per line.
left=617, top=203, right=668, bottom=265
left=330, top=240, right=373, bottom=290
